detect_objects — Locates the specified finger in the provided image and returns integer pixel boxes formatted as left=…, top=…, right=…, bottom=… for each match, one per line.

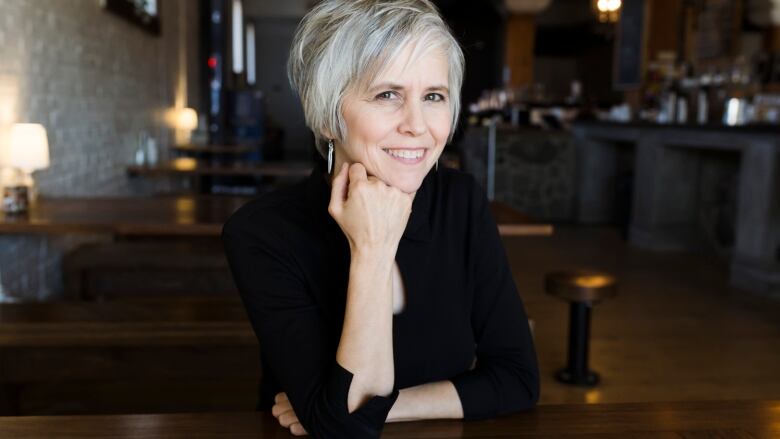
left=348, top=162, right=368, bottom=184
left=278, top=409, right=299, bottom=428
left=274, top=392, right=288, bottom=403
left=328, top=163, right=349, bottom=212
left=290, top=422, right=309, bottom=436
left=271, top=401, right=292, bottom=417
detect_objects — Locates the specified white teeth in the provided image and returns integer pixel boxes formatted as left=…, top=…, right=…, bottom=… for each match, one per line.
left=384, top=149, right=424, bottom=160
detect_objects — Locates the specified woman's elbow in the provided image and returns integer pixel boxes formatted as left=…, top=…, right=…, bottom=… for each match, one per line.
left=296, top=398, right=389, bottom=438
left=525, top=370, right=540, bottom=408
left=504, top=368, right=540, bottom=414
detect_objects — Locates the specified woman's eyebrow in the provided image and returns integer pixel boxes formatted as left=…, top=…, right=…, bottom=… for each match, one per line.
left=368, top=82, right=449, bottom=93
left=427, top=85, right=449, bottom=94
left=368, top=82, right=404, bottom=92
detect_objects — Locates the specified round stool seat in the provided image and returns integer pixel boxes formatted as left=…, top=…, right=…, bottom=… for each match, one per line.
left=545, top=269, right=618, bottom=387
left=545, top=270, right=618, bottom=303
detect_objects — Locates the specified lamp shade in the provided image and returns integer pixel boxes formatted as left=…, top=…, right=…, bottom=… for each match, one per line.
left=7, top=123, right=50, bottom=172
left=176, top=108, right=199, bottom=131
left=596, top=0, right=622, bottom=13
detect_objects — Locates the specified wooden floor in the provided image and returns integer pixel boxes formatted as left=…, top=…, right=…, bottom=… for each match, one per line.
left=507, top=225, right=780, bottom=405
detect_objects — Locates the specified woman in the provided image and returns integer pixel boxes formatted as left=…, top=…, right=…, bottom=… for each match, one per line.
left=222, top=0, right=539, bottom=437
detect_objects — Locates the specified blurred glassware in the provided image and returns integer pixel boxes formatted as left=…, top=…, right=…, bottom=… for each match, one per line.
left=753, top=94, right=780, bottom=124
left=2, top=185, right=28, bottom=214
left=723, top=98, right=750, bottom=126
left=135, top=131, right=148, bottom=166
left=146, top=136, right=158, bottom=166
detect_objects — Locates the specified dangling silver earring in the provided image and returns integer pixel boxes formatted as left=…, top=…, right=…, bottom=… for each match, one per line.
left=435, top=160, right=438, bottom=172
left=327, top=140, right=334, bottom=174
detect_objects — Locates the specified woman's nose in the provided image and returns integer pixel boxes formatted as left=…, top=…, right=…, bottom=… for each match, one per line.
left=398, top=101, right=427, bottom=137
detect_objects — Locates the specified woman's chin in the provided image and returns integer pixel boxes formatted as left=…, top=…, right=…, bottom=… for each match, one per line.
left=387, top=174, right=427, bottom=194
left=371, top=162, right=436, bottom=194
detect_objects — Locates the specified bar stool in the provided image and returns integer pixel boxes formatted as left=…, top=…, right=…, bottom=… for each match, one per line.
left=545, top=270, right=618, bottom=386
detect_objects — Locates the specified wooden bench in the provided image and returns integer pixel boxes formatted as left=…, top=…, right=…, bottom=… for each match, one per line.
left=63, top=241, right=237, bottom=300
left=0, top=298, right=259, bottom=415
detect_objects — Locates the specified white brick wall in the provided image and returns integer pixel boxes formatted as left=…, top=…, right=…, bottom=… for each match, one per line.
left=0, top=0, right=201, bottom=301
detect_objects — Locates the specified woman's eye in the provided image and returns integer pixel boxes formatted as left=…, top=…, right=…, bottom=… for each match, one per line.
left=376, top=91, right=397, bottom=100
left=425, top=93, right=446, bottom=102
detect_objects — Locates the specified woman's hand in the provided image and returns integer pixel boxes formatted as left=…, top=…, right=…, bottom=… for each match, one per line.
left=328, top=163, right=415, bottom=255
left=272, top=392, right=308, bottom=436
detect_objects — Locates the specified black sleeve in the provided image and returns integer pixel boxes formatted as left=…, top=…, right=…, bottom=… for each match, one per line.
left=222, top=213, right=399, bottom=438
left=449, top=177, right=540, bottom=420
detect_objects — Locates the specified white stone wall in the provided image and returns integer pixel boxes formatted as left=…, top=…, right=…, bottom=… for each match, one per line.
left=0, top=0, right=201, bottom=301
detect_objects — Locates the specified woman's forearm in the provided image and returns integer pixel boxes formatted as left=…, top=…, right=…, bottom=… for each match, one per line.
left=336, top=246, right=396, bottom=413
left=386, top=380, right=464, bottom=422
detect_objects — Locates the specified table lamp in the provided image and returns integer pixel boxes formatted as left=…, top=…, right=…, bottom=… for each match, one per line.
left=3, top=123, right=49, bottom=212
left=174, top=107, right=198, bottom=145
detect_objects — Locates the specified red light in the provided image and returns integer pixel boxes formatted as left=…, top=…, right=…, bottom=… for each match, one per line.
left=208, top=56, right=217, bottom=69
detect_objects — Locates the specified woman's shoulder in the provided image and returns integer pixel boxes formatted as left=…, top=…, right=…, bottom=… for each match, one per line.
left=435, top=166, right=485, bottom=209
left=222, top=180, right=311, bottom=244
left=437, top=166, right=479, bottom=191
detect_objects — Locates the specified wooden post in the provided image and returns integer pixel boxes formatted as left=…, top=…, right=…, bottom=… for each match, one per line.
left=769, top=26, right=780, bottom=52
left=645, top=0, right=682, bottom=62
left=505, top=14, right=536, bottom=88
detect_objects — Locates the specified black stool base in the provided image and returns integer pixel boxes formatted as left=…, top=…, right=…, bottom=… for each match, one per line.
left=555, top=369, right=600, bottom=386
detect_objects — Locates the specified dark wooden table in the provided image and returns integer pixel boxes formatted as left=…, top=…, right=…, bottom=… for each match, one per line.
left=0, top=400, right=777, bottom=438
left=127, top=161, right=314, bottom=178
left=491, top=201, right=553, bottom=236
left=0, top=197, right=552, bottom=237
left=0, top=298, right=258, bottom=416
left=0, top=196, right=247, bottom=237
left=172, top=144, right=255, bottom=154
left=0, top=297, right=253, bottom=347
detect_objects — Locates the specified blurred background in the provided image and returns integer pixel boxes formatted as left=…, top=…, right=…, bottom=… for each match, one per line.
left=0, top=0, right=778, bottom=418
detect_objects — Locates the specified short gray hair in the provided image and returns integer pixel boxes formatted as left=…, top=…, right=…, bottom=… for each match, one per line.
left=288, top=0, right=465, bottom=158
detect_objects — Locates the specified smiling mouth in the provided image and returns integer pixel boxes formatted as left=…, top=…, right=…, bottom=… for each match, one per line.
left=382, top=148, right=427, bottom=163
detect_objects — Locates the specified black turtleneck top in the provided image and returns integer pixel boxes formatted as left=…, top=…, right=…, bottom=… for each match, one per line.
left=222, top=163, right=539, bottom=438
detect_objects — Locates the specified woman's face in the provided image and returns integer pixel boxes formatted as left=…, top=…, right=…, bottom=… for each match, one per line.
left=334, top=43, right=452, bottom=194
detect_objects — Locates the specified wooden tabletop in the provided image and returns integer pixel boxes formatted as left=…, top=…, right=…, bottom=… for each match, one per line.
left=0, top=298, right=253, bottom=348
left=172, top=144, right=255, bottom=154
left=0, top=197, right=552, bottom=237
left=0, top=196, right=248, bottom=237
left=0, top=400, right=777, bottom=438
left=127, top=161, right=313, bottom=178
left=491, top=201, right=554, bottom=236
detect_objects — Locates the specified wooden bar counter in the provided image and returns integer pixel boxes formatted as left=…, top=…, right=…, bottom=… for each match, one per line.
left=0, top=400, right=778, bottom=438
left=572, top=121, right=780, bottom=294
